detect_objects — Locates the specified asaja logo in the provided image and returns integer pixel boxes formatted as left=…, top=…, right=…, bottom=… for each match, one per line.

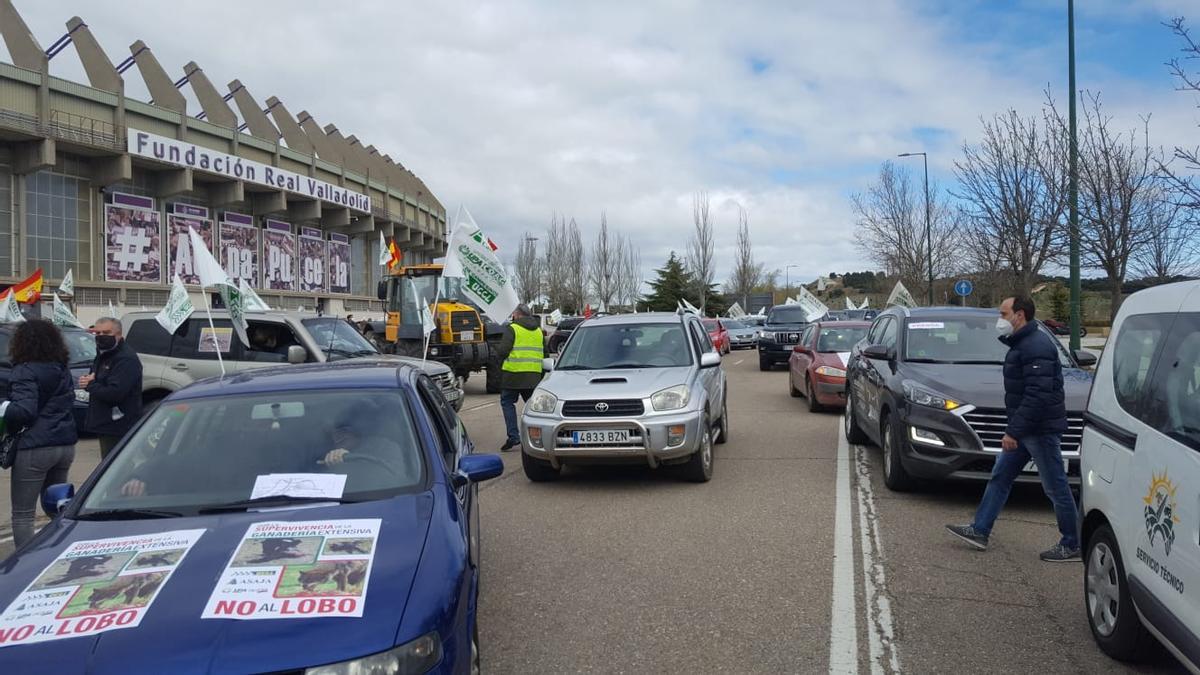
left=1144, top=471, right=1181, bottom=555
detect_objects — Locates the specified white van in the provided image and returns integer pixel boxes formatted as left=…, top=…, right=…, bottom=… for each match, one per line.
left=1080, top=280, right=1199, bottom=672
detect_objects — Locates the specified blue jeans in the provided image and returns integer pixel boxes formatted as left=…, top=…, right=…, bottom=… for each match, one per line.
left=972, top=433, right=1079, bottom=549
left=500, top=389, right=534, bottom=444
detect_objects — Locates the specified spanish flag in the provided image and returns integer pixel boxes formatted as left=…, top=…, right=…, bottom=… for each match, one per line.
left=0, top=268, right=44, bottom=304
left=387, top=240, right=402, bottom=269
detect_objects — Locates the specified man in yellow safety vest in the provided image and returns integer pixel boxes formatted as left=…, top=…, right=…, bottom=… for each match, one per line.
left=498, top=304, right=545, bottom=451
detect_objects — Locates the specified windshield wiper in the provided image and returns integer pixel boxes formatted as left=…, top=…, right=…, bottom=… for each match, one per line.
left=904, top=357, right=945, bottom=363
left=601, top=362, right=648, bottom=369
left=951, top=360, right=1005, bottom=365
left=198, top=495, right=356, bottom=514
left=76, top=508, right=184, bottom=520
left=555, top=365, right=594, bottom=371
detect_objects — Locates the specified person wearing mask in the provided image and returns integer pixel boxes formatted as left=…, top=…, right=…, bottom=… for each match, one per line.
left=79, top=317, right=143, bottom=458
left=946, top=296, right=1080, bottom=562
left=4, top=319, right=77, bottom=547
left=497, top=304, right=544, bottom=452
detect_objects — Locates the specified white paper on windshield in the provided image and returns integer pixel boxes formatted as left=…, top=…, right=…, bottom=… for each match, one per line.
left=250, top=474, right=346, bottom=501
left=0, top=529, right=205, bottom=648
left=201, top=519, right=381, bottom=620
left=837, top=351, right=851, bottom=367
left=908, top=322, right=945, bottom=330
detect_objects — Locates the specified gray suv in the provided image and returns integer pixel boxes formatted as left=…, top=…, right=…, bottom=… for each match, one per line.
left=123, top=310, right=463, bottom=411
left=519, top=312, right=728, bottom=482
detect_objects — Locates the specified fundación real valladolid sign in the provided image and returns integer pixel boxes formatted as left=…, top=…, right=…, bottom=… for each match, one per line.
left=128, top=129, right=372, bottom=213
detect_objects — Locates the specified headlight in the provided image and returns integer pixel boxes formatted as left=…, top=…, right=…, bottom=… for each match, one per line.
left=650, top=384, right=690, bottom=411
left=527, top=389, right=558, bottom=414
left=759, top=331, right=774, bottom=342
left=814, top=366, right=846, bottom=377
left=306, top=632, right=442, bottom=675
left=902, top=380, right=961, bottom=410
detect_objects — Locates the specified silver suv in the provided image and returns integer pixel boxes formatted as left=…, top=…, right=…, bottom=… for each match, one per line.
left=122, top=310, right=463, bottom=410
left=519, top=312, right=728, bottom=482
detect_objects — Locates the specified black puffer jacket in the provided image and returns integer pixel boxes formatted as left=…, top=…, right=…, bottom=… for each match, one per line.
left=5, top=361, right=77, bottom=450
left=85, top=340, right=143, bottom=437
left=1001, top=322, right=1067, bottom=439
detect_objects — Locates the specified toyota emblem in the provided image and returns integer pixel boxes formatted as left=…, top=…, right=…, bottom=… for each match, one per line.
left=594, top=402, right=610, bottom=412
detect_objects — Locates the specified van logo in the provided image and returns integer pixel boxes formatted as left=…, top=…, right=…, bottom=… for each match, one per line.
left=594, top=402, right=609, bottom=412
left=1144, top=472, right=1181, bottom=555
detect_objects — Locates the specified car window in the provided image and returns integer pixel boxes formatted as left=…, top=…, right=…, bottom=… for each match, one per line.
left=1142, top=313, right=1198, bottom=449
left=62, top=329, right=98, bottom=366
left=417, top=374, right=460, bottom=468
left=302, top=318, right=377, bottom=361
left=767, top=307, right=807, bottom=324
left=1111, top=313, right=1171, bottom=422
left=818, top=326, right=869, bottom=352
left=877, top=317, right=898, bottom=350
left=724, top=320, right=746, bottom=330
left=866, top=316, right=886, bottom=344
left=557, top=323, right=693, bottom=369
left=79, top=389, right=426, bottom=515
left=170, top=318, right=241, bottom=361
left=800, top=325, right=814, bottom=347
left=126, top=319, right=172, bottom=357
left=691, top=321, right=715, bottom=353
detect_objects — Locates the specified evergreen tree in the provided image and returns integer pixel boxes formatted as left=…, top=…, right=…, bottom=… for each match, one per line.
left=643, top=252, right=696, bottom=311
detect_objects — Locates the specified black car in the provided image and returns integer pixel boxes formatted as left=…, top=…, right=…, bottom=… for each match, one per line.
left=547, top=315, right=587, bottom=354
left=0, top=323, right=95, bottom=432
left=843, top=307, right=1098, bottom=491
left=757, top=304, right=810, bottom=371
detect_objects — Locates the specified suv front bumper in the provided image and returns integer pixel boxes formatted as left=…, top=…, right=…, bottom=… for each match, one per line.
left=520, top=410, right=705, bottom=469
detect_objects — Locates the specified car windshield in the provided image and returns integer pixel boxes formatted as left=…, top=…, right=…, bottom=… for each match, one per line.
left=79, top=389, right=426, bottom=516
left=702, top=319, right=718, bottom=331
left=556, top=323, right=692, bottom=369
left=904, top=317, right=1072, bottom=366
left=768, top=307, right=808, bottom=324
left=818, top=326, right=869, bottom=352
left=724, top=320, right=747, bottom=330
left=302, top=318, right=378, bottom=360
left=0, top=327, right=96, bottom=367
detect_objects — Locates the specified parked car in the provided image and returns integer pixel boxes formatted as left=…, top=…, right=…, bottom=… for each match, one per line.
left=788, top=321, right=871, bottom=411
left=547, top=316, right=586, bottom=354
left=742, top=315, right=766, bottom=328
left=0, top=323, right=95, bottom=432
left=721, top=319, right=759, bottom=350
left=842, top=309, right=879, bottom=322
left=122, top=311, right=463, bottom=411
left=843, top=306, right=1097, bottom=491
left=1079, top=280, right=1199, bottom=671
left=757, top=304, right=811, bottom=371
left=702, top=318, right=731, bottom=355
left=1042, top=317, right=1087, bottom=338
left=0, top=361, right=501, bottom=673
left=519, top=312, right=728, bottom=482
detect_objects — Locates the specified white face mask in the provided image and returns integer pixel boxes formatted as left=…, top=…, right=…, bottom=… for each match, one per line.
left=996, top=316, right=1013, bottom=336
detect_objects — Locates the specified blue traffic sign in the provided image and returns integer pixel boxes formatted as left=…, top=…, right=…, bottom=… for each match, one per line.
left=954, top=279, right=974, bottom=297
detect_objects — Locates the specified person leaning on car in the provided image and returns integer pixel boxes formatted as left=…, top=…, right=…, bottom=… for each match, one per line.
left=79, top=317, right=143, bottom=458
left=497, top=304, right=544, bottom=452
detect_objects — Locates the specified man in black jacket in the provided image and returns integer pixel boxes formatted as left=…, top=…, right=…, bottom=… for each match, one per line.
left=79, top=317, right=143, bottom=458
left=946, top=296, right=1080, bottom=562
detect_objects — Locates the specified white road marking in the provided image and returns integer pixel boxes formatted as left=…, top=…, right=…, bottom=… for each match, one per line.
left=0, top=535, right=11, bottom=544
left=854, top=440, right=902, bottom=674
left=463, top=402, right=497, bottom=412
left=829, top=420, right=859, bottom=673
left=734, top=359, right=744, bottom=365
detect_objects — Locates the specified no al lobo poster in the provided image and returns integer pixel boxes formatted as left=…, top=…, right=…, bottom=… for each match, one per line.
left=201, top=519, right=381, bottom=620
left=167, top=203, right=214, bottom=286
left=0, top=529, right=204, bottom=648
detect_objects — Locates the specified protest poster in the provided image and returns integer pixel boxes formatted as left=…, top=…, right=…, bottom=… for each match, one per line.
left=298, top=227, right=326, bottom=294
left=262, top=220, right=296, bottom=292
left=201, top=519, right=381, bottom=621
left=0, top=529, right=204, bottom=648
left=198, top=326, right=232, bottom=353
left=327, top=233, right=351, bottom=295
left=886, top=281, right=918, bottom=309
left=166, top=204, right=214, bottom=286
left=441, top=208, right=518, bottom=323
left=104, top=193, right=161, bottom=283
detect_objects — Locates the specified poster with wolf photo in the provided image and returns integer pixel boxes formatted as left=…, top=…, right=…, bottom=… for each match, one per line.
left=327, top=234, right=351, bottom=295
left=104, top=204, right=162, bottom=283
left=263, top=223, right=297, bottom=292
left=219, top=221, right=260, bottom=288
left=167, top=213, right=214, bottom=286
left=298, top=228, right=326, bottom=294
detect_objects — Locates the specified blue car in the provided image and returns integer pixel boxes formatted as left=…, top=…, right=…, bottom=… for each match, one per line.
left=0, top=361, right=501, bottom=674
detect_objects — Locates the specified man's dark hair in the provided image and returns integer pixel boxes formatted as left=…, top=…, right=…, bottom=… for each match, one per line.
left=1010, top=295, right=1036, bottom=322
left=11, top=319, right=69, bottom=366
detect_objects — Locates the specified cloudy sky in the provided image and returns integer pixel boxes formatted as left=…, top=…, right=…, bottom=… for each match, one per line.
left=8, top=1, right=1199, bottom=285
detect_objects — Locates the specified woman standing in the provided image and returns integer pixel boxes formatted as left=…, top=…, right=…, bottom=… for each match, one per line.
left=5, top=319, right=77, bottom=547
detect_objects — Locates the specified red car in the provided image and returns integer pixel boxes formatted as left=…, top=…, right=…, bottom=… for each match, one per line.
left=702, top=318, right=731, bottom=355
left=788, top=321, right=871, bottom=411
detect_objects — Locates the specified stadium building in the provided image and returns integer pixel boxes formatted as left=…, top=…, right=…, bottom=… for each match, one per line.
left=0, top=0, right=447, bottom=324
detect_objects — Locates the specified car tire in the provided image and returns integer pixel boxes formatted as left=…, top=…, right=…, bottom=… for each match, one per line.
left=806, top=377, right=823, bottom=413
left=1085, top=524, right=1151, bottom=662
left=682, top=416, right=714, bottom=482
left=789, top=372, right=802, bottom=397
left=844, top=389, right=869, bottom=444
left=881, top=414, right=915, bottom=492
left=759, top=356, right=772, bottom=372
left=715, top=398, right=729, bottom=444
left=395, top=339, right=424, bottom=358
left=521, top=451, right=560, bottom=482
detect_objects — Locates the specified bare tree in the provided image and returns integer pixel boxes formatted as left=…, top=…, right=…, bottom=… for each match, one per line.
left=687, top=191, right=716, bottom=313
left=1133, top=188, right=1198, bottom=283
left=954, top=107, right=1069, bottom=294
left=513, top=231, right=542, bottom=306
left=588, top=212, right=621, bottom=310
left=1163, top=17, right=1200, bottom=207
left=543, top=213, right=571, bottom=311
left=614, top=237, right=643, bottom=309
left=728, top=206, right=763, bottom=311
left=565, top=218, right=588, bottom=312
left=852, top=162, right=960, bottom=294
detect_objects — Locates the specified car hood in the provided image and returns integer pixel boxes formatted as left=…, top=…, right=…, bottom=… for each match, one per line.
left=0, top=496, right=434, bottom=674
left=540, top=366, right=693, bottom=401
left=763, top=323, right=806, bottom=332
left=812, top=351, right=853, bottom=369
left=359, top=353, right=450, bottom=376
left=728, top=329, right=757, bottom=339
left=901, top=363, right=1093, bottom=410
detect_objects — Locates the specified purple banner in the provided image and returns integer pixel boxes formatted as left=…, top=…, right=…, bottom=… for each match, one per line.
left=263, top=228, right=296, bottom=291
left=329, top=232, right=349, bottom=244
left=167, top=214, right=215, bottom=285
left=222, top=211, right=253, bottom=226
left=298, top=231, right=326, bottom=294
left=264, top=219, right=291, bottom=233
left=219, top=220, right=259, bottom=288
left=327, top=236, right=351, bottom=295
left=104, top=204, right=162, bottom=283
left=110, top=192, right=154, bottom=210
left=171, top=203, right=209, bottom=218
left=301, top=226, right=322, bottom=239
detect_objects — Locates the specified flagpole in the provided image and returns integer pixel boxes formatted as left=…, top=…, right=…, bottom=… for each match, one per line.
left=200, top=286, right=226, bottom=377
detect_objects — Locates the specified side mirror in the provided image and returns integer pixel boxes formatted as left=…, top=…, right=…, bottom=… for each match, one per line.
left=862, top=344, right=892, bottom=361
left=452, top=454, right=504, bottom=487
left=700, top=352, right=722, bottom=368
left=376, top=280, right=388, bottom=301
left=542, top=357, right=555, bottom=372
left=287, top=345, right=307, bottom=364
left=42, top=483, right=74, bottom=517
left=1073, top=349, right=1098, bottom=368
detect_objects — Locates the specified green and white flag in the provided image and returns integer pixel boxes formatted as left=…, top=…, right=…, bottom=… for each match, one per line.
left=218, top=282, right=250, bottom=348
left=239, top=278, right=270, bottom=311
left=1, top=292, right=24, bottom=323
left=187, top=227, right=250, bottom=347
left=886, top=281, right=918, bottom=309
left=727, top=302, right=746, bottom=318
left=549, top=308, right=563, bottom=326
left=408, top=278, right=436, bottom=336
left=796, top=286, right=830, bottom=322
left=107, top=299, right=118, bottom=320
left=440, top=207, right=519, bottom=323
left=52, top=293, right=84, bottom=328
left=58, top=269, right=74, bottom=296
left=859, top=296, right=870, bottom=310
left=156, top=275, right=195, bottom=334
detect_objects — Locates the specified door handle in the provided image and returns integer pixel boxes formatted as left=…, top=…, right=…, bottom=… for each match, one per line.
left=170, top=363, right=189, bottom=372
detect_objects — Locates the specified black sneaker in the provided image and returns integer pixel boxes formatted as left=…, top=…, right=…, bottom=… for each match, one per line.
left=500, top=439, right=519, bottom=452
left=945, top=524, right=989, bottom=550
left=1039, top=544, right=1082, bottom=563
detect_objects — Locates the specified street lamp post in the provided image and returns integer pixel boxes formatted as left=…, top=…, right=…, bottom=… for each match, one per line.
left=898, top=152, right=934, bottom=305
left=785, top=264, right=799, bottom=301
left=1067, top=0, right=1082, bottom=352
